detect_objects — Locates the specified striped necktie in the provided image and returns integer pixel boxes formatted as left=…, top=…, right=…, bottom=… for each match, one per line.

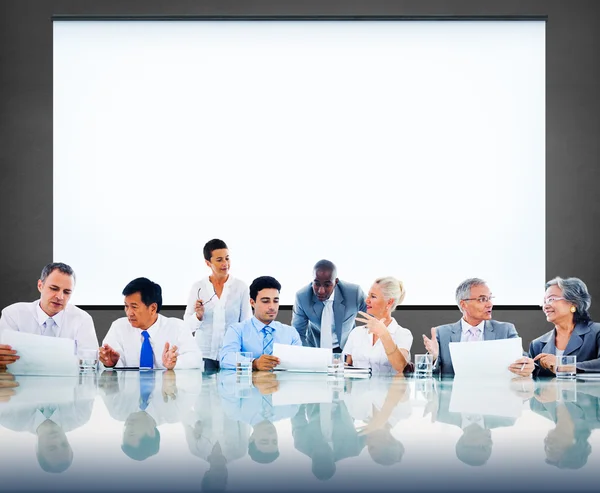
left=140, top=331, right=154, bottom=369
left=466, top=328, right=481, bottom=342
left=263, top=326, right=274, bottom=356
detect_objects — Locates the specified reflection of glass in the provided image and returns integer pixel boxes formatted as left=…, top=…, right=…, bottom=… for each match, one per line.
left=556, top=355, right=576, bottom=379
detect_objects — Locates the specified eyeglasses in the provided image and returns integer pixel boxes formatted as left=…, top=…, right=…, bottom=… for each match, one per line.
left=197, top=287, right=217, bottom=306
left=542, top=297, right=566, bottom=305
left=463, top=296, right=495, bottom=304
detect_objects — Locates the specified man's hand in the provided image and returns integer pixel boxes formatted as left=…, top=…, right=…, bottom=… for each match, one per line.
left=422, top=327, right=439, bottom=361
left=195, top=299, right=205, bottom=321
left=162, top=342, right=179, bottom=370
left=0, top=344, right=19, bottom=367
left=509, top=357, right=535, bottom=377
left=252, top=354, right=280, bottom=371
left=99, top=344, right=120, bottom=367
left=534, top=353, right=557, bottom=373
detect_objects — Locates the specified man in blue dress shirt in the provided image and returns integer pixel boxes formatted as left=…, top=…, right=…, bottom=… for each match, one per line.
left=219, top=276, right=302, bottom=371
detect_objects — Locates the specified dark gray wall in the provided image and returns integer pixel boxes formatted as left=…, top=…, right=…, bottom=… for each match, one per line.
left=1, top=1, right=599, bottom=353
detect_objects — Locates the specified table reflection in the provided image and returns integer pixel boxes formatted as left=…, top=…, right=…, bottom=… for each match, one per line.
left=1, top=370, right=600, bottom=492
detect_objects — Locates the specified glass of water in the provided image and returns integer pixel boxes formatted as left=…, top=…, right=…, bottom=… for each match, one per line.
left=328, top=353, right=343, bottom=375
left=236, top=352, right=253, bottom=376
left=556, top=355, right=577, bottom=379
left=78, top=348, right=98, bottom=372
left=415, top=354, right=433, bottom=378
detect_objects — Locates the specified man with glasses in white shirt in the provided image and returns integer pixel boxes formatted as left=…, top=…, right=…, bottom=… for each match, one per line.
left=422, top=278, right=534, bottom=376
left=0, top=262, right=98, bottom=369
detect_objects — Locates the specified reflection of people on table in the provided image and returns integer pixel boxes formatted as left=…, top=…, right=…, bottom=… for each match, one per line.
left=347, top=276, right=412, bottom=373
left=434, top=382, right=515, bottom=466
left=219, top=276, right=301, bottom=371
left=0, top=262, right=99, bottom=369
left=183, top=239, right=252, bottom=371
left=291, top=259, right=366, bottom=352
left=0, top=371, right=19, bottom=402
left=0, top=375, right=94, bottom=473
left=344, top=376, right=410, bottom=466
left=423, top=278, right=533, bottom=377
left=292, top=401, right=364, bottom=480
left=219, top=370, right=298, bottom=464
left=100, top=277, right=202, bottom=369
left=529, top=277, right=600, bottom=377
left=100, top=370, right=192, bottom=461
left=183, top=373, right=249, bottom=491
left=530, top=380, right=600, bottom=469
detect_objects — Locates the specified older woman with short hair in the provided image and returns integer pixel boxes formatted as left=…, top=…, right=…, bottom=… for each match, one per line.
left=529, top=277, right=600, bottom=377
left=344, top=276, right=412, bottom=373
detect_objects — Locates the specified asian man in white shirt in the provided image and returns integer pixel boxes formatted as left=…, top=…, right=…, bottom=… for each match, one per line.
left=100, top=277, right=202, bottom=370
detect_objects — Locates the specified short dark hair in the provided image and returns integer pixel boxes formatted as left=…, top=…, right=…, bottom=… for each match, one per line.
left=121, top=429, right=161, bottom=461
left=249, top=276, right=281, bottom=301
left=248, top=440, right=280, bottom=464
left=203, top=239, right=228, bottom=261
left=122, top=278, right=163, bottom=313
left=313, top=259, right=337, bottom=279
left=40, top=262, right=76, bottom=283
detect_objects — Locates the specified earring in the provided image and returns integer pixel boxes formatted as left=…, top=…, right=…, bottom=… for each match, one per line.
left=570, top=306, right=576, bottom=313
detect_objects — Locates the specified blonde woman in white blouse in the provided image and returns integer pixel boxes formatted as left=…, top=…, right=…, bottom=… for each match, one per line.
left=184, top=239, right=252, bottom=370
left=344, top=277, right=412, bottom=373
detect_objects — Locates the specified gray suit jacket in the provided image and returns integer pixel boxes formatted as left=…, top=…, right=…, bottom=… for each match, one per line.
left=528, top=321, right=600, bottom=377
left=434, top=319, right=519, bottom=375
left=291, top=281, right=366, bottom=350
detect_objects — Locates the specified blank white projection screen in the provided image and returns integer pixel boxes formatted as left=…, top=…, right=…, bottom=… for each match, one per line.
left=53, top=20, right=545, bottom=306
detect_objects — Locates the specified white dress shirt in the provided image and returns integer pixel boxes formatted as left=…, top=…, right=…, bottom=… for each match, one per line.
left=0, top=300, right=99, bottom=351
left=103, top=314, right=203, bottom=369
left=343, top=318, right=413, bottom=373
left=183, top=276, right=252, bottom=360
left=460, top=319, right=485, bottom=342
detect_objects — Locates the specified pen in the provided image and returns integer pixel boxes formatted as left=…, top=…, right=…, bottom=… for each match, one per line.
left=520, top=362, right=526, bottom=371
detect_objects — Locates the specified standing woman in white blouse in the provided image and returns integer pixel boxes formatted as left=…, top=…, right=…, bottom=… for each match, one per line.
left=184, top=239, right=252, bottom=370
left=344, top=277, right=412, bottom=373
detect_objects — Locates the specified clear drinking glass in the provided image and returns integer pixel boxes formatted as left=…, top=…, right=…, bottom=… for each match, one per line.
left=415, top=354, right=433, bottom=378
left=556, top=355, right=577, bottom=379
left=78, top=348, right=98, bottom=372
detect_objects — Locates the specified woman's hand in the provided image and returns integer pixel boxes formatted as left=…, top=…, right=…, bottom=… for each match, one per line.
left=533, top=353, right=557, bottom=373
left=356, top=311, right=388, bottom=338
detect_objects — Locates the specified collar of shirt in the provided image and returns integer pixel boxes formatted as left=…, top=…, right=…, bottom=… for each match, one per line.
left=142, top=315, right=162, bottom=338
left=460, top=318, right=485, bottom=336
left=251, top=316, right=276, bottom=333
left=35, top=301, right=65, bottom=329
left=33, top=406, right=64, bottom=432
left=461, top=413, right=485, bottom=430
left=324, top=288, right=335, bottom=304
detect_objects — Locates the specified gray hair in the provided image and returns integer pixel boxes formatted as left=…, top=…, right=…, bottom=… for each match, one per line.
left=40, top=262, right=76, bottom=283
left=374, top=276, right=406, bottom=309
left=545, top=276, right=591, bottom=324
left=455, top=278, right=487, bottom=313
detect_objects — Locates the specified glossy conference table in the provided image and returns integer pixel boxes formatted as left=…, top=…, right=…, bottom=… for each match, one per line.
left=1, top=369, right=599, bottom=493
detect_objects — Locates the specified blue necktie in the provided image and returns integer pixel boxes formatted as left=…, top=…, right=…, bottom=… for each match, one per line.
left=263, top=326, right=274, bottom=356
left=140, top=331, right=154, bottom=369
left=139, top=370, right=155, bottom=411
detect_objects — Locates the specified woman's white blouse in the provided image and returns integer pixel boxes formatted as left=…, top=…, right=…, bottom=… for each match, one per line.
left=183, top=276, right=252, bottom=360
left=343, top=318, right=413, bottom=373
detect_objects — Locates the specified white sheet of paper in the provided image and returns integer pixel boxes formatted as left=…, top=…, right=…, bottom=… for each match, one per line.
left=0, top=330, right=79, bottom=376
left=449, top=377, right=523, bottom=418
left=449, top=337, right=523, bottom=378
left=0, top=375, right=81, bottom=407
left=272, top=373, right=333, bottom=406
left=272, top=343, right=330, bottom=372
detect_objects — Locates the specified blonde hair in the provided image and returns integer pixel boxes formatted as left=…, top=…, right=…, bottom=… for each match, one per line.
left=374, top=276, right=406, bottom=309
